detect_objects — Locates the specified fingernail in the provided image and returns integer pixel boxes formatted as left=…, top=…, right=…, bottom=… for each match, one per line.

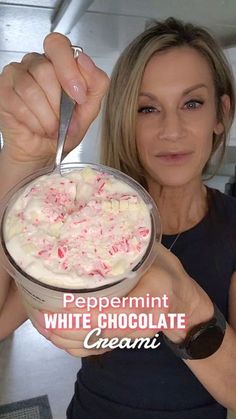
left=68, top=81, right=87, bottom=104
left=77, top=53, right=95, bottom=72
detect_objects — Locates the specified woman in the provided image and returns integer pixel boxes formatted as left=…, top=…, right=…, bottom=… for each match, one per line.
left=0, top=17, right=236, bottom=419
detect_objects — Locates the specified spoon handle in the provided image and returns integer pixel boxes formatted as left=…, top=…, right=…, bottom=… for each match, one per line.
left=55, top=46, right=83, bottom=170
left=55, top=90, right=75, bottom=168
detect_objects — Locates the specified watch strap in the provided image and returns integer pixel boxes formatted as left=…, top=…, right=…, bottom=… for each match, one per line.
left=163, top=303, right=226, bottom=360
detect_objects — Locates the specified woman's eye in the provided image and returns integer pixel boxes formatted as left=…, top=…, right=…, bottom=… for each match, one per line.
left=138, top=106, right=157, bottom=114
left=184, top=100, right=203, bottom=110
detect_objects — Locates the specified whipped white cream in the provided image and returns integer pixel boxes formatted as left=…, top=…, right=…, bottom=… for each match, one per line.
left=4, top=167, right=152, bottom=289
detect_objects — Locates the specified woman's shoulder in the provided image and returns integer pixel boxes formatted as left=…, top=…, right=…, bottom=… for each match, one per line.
left=208, top=186, right=236, bottom=222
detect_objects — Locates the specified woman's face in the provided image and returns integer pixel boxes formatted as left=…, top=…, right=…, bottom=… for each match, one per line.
left=136, top=46, right=223, bottom=187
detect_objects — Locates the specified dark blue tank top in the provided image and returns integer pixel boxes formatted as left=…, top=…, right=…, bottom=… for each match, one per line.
left=67, top=188, right=236, bottom=418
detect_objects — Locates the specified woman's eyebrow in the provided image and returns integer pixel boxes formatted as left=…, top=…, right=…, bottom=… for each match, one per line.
left=138, top=92, right=157, bottom=100
left=183, top=83, right=208, bottom=95
left=139, top=84, right=208, bottom=100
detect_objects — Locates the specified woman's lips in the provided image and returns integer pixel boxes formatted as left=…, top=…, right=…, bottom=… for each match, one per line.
left=156, top=152, right=193, bottom=164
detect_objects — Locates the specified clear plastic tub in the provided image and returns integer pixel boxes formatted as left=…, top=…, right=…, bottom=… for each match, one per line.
left=0, top=162, right=162, bottom=310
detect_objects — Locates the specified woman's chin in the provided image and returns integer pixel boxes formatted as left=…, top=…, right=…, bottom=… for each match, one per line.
left=149, top=172, right=200, bottom=189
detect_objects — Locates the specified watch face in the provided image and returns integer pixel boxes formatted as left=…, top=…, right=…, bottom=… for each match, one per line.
left=187, top=325, right=224, bottom=359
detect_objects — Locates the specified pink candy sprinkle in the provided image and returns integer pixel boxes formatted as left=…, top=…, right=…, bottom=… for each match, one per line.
left=98, top=182, right=105, bottom=193
left=24, top=186, right=37, bottom=198
left=112, top=245, right=118, bottom=253
left=138, top=227, right=149, bottom=237
left=57, top=247, right=64, bottom=258
left=101, top=262, right=110, bottom=272
left=89, top=269, right=104, bottom=277
left=38, top=250, right=48, bottom=257
left=62, top=261, right=68, bottom=270
left=54, top=214, right=65, bottom=222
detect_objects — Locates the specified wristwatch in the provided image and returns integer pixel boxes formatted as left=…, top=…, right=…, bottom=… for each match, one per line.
left=163, top=303, right=226, bottom=360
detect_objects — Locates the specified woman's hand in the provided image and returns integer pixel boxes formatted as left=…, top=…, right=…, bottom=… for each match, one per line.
left=0, top=32, right=109, bottom=169
left=27, top=303, right=110, bottom=357
left=30, top=243, right=214, bottom=357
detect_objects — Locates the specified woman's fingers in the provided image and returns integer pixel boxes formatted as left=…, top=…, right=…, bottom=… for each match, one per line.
left=76, top=52, right=110, bottom=99
left=13, top=60, right=58, bottom=137
left=0, top=80, right=45, bottom=136
left=66, top=53, right=109, bottom=139
left=0, top=31, right=110, bottom=164
left=43, top=33, right=87, bottom=104
left=49, top=332, right=85, bottom=350
left=1, top=60, right=58, bottom=138
left=44, top=328, right=111, bottom=357
left=44, top=33, right=110, bottom=141
left=22, top=52, right=61, bottom=121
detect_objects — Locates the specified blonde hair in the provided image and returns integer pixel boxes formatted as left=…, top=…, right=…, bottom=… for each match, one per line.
left=100, top=17, right=235, bottom=186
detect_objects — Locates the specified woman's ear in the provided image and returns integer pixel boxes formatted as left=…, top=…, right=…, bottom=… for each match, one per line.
left=214, top=94, right=231, bottom=135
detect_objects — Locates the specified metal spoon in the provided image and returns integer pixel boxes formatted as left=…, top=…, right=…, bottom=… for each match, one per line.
left=54, top=45, right=83, bottom=173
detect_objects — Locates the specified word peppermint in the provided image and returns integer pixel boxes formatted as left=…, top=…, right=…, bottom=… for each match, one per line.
left=63, top=292, right=169, bottom=311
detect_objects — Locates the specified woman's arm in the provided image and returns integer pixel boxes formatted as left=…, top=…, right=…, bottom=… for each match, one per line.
left=173, top=271, right=236, bottom=412
left=0, top=155, right=34, bottom=341
left=0, top=267, right=28, bottom=341
left=184, top=324, right=236, bottom=411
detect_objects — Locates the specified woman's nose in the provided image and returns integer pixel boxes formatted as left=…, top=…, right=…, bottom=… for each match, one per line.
left=159, top=111, right=184, bottom=142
